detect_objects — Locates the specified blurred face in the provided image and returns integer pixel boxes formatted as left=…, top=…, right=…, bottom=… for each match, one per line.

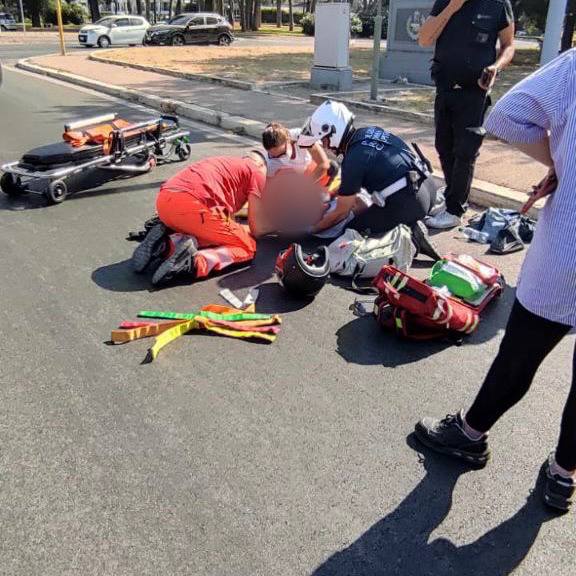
left=267, top=141, right=292, bottom=159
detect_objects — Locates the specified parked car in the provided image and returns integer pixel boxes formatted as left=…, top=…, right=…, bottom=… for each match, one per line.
left=78, top=16, right=150, bottom=48
left=144, top=12, right=234, bottom=47
left=0, top=12, right=18, bottom=31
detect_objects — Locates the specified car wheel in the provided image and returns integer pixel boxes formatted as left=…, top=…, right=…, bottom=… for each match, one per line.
left=171, top=34, right=185, bottom=46
left=217, top=34, right=232, bottom=47
left=97, top=36, right=111, bottom=49
left=0, top=26, right=6, bottom=32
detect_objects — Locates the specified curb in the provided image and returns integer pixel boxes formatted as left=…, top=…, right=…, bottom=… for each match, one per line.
left=16, top=58, right=540, bottom=217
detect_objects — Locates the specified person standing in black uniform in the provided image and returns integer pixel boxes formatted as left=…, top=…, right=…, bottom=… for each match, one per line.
left=419, top=0, right=515, bottom=229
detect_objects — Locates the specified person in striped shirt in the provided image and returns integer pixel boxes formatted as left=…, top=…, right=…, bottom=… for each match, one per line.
left=414, top=49, right=576, bottom=512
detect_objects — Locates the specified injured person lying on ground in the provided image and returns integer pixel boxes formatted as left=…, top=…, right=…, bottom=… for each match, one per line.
left=296, top=100, right=444, bottom=260
left=131, top=151, right=276, bottom=286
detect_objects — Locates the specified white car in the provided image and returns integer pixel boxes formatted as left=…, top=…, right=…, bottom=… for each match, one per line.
left=78, top=16, right=150, bottom=48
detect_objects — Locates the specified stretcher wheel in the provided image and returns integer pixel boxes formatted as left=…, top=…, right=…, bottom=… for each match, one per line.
left=0, top=173, right=25, bottom=197
left=175, top=142, right=191, bottom=162
left=46, top=180, right=68, bottom=204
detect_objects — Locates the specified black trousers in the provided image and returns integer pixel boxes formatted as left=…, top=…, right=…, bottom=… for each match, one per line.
left=348, top=177, right=437, bottom=237
left=466, top=299, right=576, bottom=471
left=434, top=87, right=490, bottom=217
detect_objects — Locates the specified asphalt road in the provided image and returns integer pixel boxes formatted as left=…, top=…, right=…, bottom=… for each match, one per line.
left=0, top=67, right=574, bottom=576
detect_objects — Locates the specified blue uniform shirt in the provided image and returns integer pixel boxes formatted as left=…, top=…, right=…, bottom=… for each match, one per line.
left=339, top=127, right=416, bottom=197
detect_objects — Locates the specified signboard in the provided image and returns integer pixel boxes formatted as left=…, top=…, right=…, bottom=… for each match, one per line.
left=380, top=0, right=434, bottom=84
left=395, top=8, right=429, bottom=43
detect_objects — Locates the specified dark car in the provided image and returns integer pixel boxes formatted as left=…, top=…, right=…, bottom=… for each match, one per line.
left=144, top=12, right=234, bottom=47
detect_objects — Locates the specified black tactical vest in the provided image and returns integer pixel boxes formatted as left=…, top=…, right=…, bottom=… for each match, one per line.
left=432, top=0, right=510, bottom=89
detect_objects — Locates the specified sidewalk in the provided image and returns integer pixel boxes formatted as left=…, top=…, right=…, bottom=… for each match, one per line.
left=23, top=52, right=547, bottom=201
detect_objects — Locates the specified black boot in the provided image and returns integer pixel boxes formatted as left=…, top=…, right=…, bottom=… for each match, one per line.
left=411, top=220, right=442, bottom=261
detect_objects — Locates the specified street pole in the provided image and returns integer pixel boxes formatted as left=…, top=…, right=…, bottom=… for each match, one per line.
left=370, top=0, right=383, bottom=100
left=56, top=0, right=67, bottom=56
left=19, top=0, right=26, bottom=32
left=541, top=0, right=569, bottom=65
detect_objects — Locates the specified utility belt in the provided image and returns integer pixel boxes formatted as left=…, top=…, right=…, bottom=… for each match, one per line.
left=371, top=143, right=432, bottom=208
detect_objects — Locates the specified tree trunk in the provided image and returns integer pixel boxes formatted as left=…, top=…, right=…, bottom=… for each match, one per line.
left=310, top=0, right=317, bottom=14
left=288, top=0, right=294, bottom=31
left=238, top=0, right=246, bottom=31
left=244, top=0, right=252, bottom=30
left=562, top=0, right=576, bottom=52
left=145, top=0, right=150, bottom=22
left=135, top=0, right=142, bottom=15
left=252, top=0, right=260, bottom=30
left=88, top=0, right=101, bottom=21
left=276, top=0, right=282, bottom=27
left=175, top=0, right=181, bottom=15
left=227, top=2, right=235, bottom=27
left=30, top=0, right=43, bottom=27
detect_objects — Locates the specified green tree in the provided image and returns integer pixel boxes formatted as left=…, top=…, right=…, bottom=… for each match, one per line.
left=25, top=0, right=48, bottom=27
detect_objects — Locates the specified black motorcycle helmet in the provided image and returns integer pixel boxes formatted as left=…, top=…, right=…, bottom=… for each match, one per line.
left=275, top=243, right=330, bottom=298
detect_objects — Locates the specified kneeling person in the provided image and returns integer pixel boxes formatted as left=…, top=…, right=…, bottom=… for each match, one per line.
left=298, top=101, right=441, bottom=259
left=132, top=152, right=272, bottom=285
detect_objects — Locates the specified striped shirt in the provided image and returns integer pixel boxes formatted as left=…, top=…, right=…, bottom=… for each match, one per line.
left=485, top=49, right=576, bottom=327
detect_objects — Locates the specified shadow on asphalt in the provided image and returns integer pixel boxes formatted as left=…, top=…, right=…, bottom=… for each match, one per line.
left=92, top=258, right=152, bottom=293
left=0, top=172, right=166, bottom=211
left=311, top=434, right=556, bottom=576
left=336, top=286, right=516, bottom=367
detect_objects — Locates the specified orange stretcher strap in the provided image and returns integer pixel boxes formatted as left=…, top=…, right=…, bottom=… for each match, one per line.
left=63, top=118, right=132, bottom=151
left=111, top=320, right=188, bottom=344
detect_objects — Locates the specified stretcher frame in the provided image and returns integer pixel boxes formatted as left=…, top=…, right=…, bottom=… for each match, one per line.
left=0, top=113, right=191, bottom=204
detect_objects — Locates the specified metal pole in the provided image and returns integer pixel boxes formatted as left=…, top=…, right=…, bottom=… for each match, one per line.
left=19, top=0, right=26, bottom=32
left=541, top=0, right=569, bottom=65
left=370, top=0, right=383, bottom=100
left=56, top=0, right=66, bottom=56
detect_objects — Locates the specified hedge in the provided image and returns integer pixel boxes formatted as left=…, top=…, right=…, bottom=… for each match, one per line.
left=45, top=0, right=87, bottom=25
left=260, top=7, right=304, bottom=26
left=301, top=12, right=363, bottom=37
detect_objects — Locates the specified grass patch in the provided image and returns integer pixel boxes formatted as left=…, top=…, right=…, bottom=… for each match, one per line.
left=236, top=24, right=304, bottom=36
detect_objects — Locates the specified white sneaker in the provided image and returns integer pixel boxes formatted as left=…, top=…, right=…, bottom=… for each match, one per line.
left=426, top=210, right=461, bottom=230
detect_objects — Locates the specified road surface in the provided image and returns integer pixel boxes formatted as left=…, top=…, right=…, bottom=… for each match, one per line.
left=0, top=66, right=573, bottom=576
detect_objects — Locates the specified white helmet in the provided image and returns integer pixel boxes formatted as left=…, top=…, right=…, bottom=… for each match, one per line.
left=297, top=100, right=355, bottom=151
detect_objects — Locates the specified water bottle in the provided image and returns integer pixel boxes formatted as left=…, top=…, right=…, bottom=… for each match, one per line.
left=461, top=227, right=490, bottom=243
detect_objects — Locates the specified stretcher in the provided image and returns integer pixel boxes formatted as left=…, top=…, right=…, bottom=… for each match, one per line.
left=0, top=113, right=192, bottom=205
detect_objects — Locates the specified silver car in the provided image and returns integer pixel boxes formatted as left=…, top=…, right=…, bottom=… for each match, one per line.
left=0, top=13, right=18, bottom=31
left=78, top=15, right=150, bottom=48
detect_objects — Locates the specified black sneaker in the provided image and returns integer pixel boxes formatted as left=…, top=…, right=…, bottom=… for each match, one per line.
left=131, top=222, right=169, bottom=273
left=412, top=220, right=442, bottom=261
left=414, top=412, right=490, bottom=468
left=543, top=453, right=575, bottom=512
left=152, top=237, right=197, bottom=286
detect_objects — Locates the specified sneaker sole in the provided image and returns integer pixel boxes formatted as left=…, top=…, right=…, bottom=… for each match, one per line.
left=152, top=238, right=196, bottom=286
left=414, top=422, right=490, bottom=469
left=543, top=492, right=572, bottom=513
left=132, top=224, right=167, bottom=274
